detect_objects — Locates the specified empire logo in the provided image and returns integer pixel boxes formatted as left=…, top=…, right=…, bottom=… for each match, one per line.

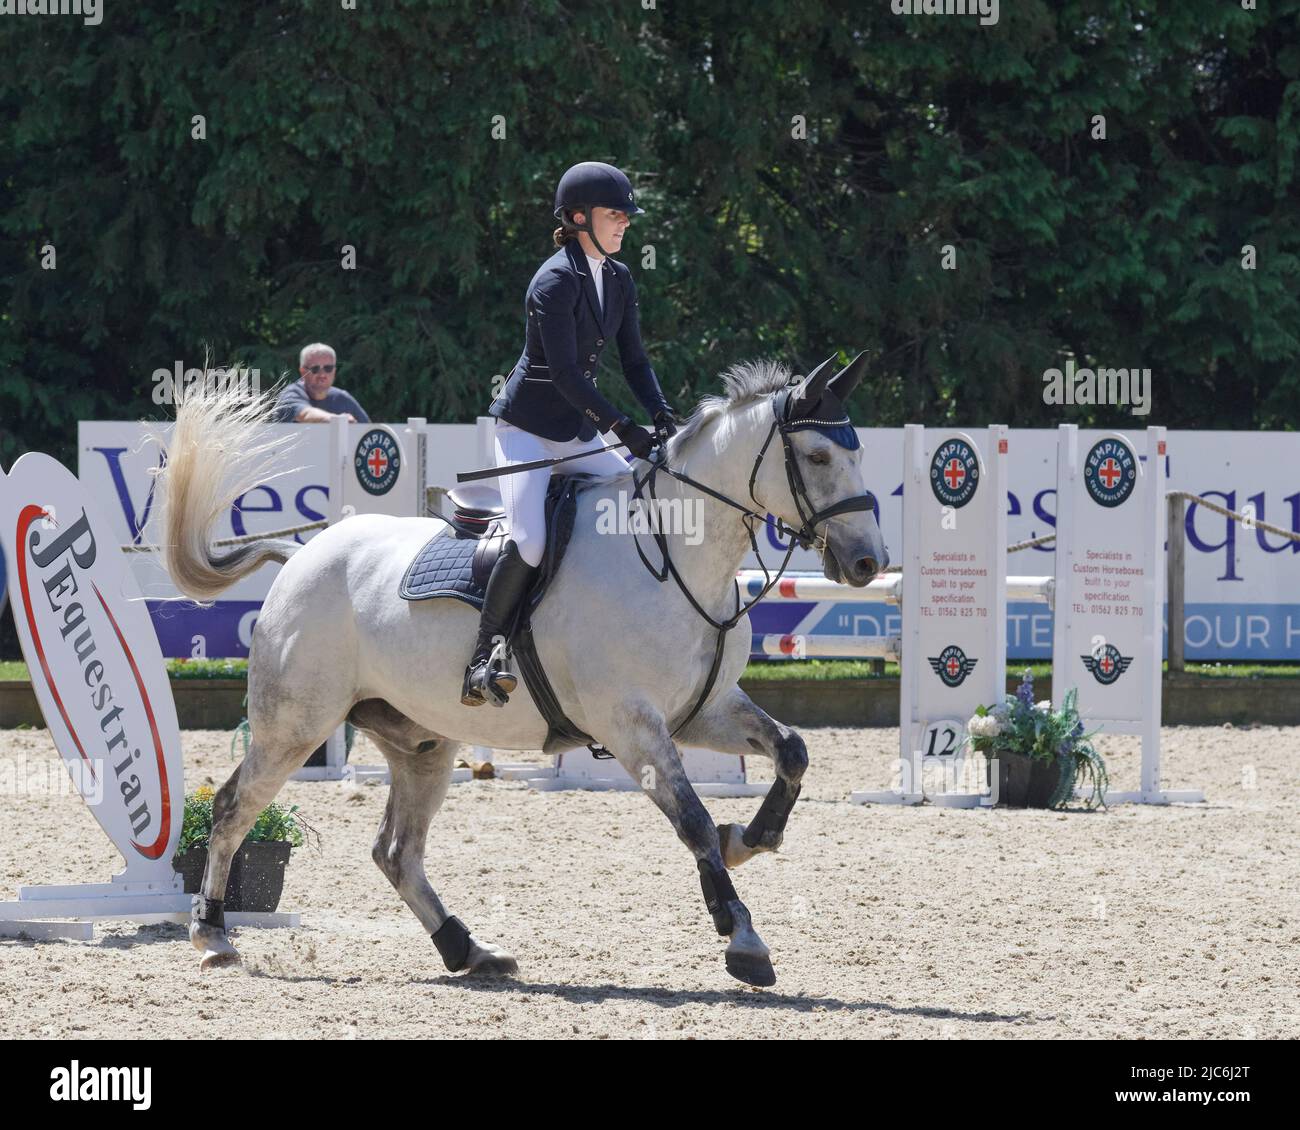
left=49, top=1061, right=151, bottom=1110
left=928, top=644, right=978, bottom=688
left=1082, top=643, right=1133, bottom=685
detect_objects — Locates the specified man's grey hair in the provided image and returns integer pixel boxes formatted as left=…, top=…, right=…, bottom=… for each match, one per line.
left=299, top=343, right=336, bottom=367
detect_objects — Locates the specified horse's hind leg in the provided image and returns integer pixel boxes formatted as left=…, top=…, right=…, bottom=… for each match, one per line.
left=190, top=729, right=328, bottom=969
left=675, top=686, right=807, bottom=870
left=352, top=700, right=518, bottom=976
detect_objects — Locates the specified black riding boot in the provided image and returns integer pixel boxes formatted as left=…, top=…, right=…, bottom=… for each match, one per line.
left=460, top=539, right=539, bottom=707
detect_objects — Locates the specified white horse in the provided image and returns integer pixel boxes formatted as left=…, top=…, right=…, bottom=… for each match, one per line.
left=158, top=353, right=887, bottom=986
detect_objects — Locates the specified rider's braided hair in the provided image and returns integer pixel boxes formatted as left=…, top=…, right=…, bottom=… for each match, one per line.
left=552, top=208, right=582, bottom=249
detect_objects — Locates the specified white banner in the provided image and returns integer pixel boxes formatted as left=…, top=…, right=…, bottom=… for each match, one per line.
left=69, top=421, right=1300, bottom=660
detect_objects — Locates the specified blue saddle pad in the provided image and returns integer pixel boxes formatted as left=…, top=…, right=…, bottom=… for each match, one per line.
left=400, top=474, right=584, bottom=610
left=401, top=529, right=485, bottom=607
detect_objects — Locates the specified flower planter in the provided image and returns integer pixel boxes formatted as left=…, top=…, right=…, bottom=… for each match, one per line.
left=988, top=751, right=1063, bottom=808
left=173, top=840, right=292, bottom=913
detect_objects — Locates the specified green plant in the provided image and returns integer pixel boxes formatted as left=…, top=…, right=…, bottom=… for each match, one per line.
left=176, top=785, right=307, bottom=853
left=963, top=669, right=1109, bottom=809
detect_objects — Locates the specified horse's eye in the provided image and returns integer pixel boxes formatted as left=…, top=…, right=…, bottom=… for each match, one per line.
left=810, top=452, right=829, bottom=464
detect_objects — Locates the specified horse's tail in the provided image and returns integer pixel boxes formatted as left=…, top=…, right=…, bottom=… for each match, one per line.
left=152, top=384, right=305, bottom=605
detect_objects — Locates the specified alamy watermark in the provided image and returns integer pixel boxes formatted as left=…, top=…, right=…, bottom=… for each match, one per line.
left=1042, top=359, right=1151, bottom=416
left=0, top=755, right=103, bottom=804
left=594, top=491, right=703, bottom=545
left=891, top=0, right=999, bottom=27
left=152, top=362, right=263, bottom=405
left=0, top=0, right=101, bottom=26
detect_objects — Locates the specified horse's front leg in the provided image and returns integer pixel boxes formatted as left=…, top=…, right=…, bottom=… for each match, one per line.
left=675, top=685, right=808, bottom=870
left=600, top=696, right=776, bottom=988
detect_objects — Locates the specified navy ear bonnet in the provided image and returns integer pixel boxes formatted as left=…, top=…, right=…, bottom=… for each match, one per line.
left=777, top=382, right=861, bottom=451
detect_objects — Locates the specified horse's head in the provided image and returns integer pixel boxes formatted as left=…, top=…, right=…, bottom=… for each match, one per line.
left=753, top=351, right=889, bottom=587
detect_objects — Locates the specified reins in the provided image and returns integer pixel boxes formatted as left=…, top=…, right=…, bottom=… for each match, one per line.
left=625, top=390, right=877, bottom=736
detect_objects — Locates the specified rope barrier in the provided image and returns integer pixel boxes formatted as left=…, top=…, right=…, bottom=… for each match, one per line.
left=1166, top=490, right=1300, bottom=543
left=120, top=519, right=328, bottom=553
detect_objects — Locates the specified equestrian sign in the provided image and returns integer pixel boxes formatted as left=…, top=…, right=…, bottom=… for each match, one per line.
left=0, top=453, right=183, bottom=880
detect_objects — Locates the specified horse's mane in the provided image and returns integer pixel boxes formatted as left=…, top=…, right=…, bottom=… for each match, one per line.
left=574, top=358, right=792, bottom=487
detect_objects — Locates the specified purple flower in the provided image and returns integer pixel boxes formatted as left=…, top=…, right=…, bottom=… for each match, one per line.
left=1016, top=669, right=1035, bottom=707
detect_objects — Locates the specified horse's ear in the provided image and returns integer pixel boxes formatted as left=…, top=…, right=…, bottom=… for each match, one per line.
left=830, top=350, right=869, bottom=400
left=790, top=354, right=838, bottom=413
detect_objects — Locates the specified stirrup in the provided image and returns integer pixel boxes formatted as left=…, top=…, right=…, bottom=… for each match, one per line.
left=485, top=636, right=518, bottom=696
left=460, top=639, right=517, bottom=707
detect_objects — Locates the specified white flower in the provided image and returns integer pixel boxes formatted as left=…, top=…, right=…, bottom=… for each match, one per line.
left=967, top=715, right=1004, bottom=738
left=1036, top=699, right=1052, bottom=713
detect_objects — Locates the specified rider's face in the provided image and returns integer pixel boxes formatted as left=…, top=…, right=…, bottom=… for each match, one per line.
left=578, top=207, right=629, bottom=255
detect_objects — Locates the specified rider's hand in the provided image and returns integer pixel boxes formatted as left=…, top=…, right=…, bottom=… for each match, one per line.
left=611, top=416, right=657, bottom=460
left=335, top=412, right=358, bottom=423
left=653, top=408, right=679, bottom=440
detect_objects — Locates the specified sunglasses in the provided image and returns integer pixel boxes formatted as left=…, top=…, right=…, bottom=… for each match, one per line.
left=305, top=364, right=336, bottom=373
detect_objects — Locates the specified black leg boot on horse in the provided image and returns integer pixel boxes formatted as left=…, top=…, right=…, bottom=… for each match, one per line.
left=460, top=538, right=539, bottom=707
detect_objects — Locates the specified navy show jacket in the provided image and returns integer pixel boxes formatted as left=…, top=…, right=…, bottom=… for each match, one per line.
left=489, top=240, right=671, bottom=442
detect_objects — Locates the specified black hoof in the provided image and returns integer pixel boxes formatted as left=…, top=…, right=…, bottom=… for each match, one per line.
left=725, top=951, right=776, bottom=987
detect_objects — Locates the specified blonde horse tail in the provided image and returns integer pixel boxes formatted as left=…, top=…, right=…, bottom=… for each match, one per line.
left=152, top=385, right=303, bottom=605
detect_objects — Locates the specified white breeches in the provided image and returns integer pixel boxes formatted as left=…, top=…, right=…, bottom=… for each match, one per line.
left=493, top=418, right=631, bottom=567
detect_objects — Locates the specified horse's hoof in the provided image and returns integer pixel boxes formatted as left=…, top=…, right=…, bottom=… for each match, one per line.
left=466, top=953, right=518, bottom=977
left=725, top=951, right=776, bottom=987
left=717, top=823, right=749, bottom=869
left=200, top=947, right=241, bottom=972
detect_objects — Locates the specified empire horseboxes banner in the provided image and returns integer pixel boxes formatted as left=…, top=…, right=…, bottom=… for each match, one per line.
left=1049, top=424, right=1203, bottom=804
left=898, top=424, right=1008, bottom=788
left=0, top=454, right=183, bottom=882
left=1051, top=425, right=1162, bottom=734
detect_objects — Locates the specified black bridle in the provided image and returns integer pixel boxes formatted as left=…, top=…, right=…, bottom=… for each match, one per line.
left=627, top=388, right=877, bottom=735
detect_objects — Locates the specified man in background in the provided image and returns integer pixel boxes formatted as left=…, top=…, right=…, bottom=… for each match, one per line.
left=275, top=343, right=371, bottom=423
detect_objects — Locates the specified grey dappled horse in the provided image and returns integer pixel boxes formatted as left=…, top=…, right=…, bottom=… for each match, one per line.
left=159, top=354, right=887, bottom=987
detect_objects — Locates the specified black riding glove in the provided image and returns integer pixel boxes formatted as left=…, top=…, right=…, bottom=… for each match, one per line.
left=612, top=416, right=657, bottom=460
left=653, top=408, right=679, bottom=440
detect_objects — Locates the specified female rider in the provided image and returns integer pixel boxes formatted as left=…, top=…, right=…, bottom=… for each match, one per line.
left=462, top=161, right=679, bottom=707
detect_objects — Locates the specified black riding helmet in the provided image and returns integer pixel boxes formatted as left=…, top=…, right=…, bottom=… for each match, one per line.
left=554, top=161, right=643, bottom=258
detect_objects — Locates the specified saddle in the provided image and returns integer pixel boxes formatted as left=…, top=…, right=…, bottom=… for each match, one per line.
left=400, top=475, right=605, bottom=755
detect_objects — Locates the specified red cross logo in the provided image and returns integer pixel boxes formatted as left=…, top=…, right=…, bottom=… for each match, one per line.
left=1098, top=458, right=1121, bottom=489
left=1099, top=654, right=1114, bottom=675
left=944, top=459, right=966, bottom=490
left=367, top=448, right=389, bottom=478
left=945, top=656, right=962, bottom=677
